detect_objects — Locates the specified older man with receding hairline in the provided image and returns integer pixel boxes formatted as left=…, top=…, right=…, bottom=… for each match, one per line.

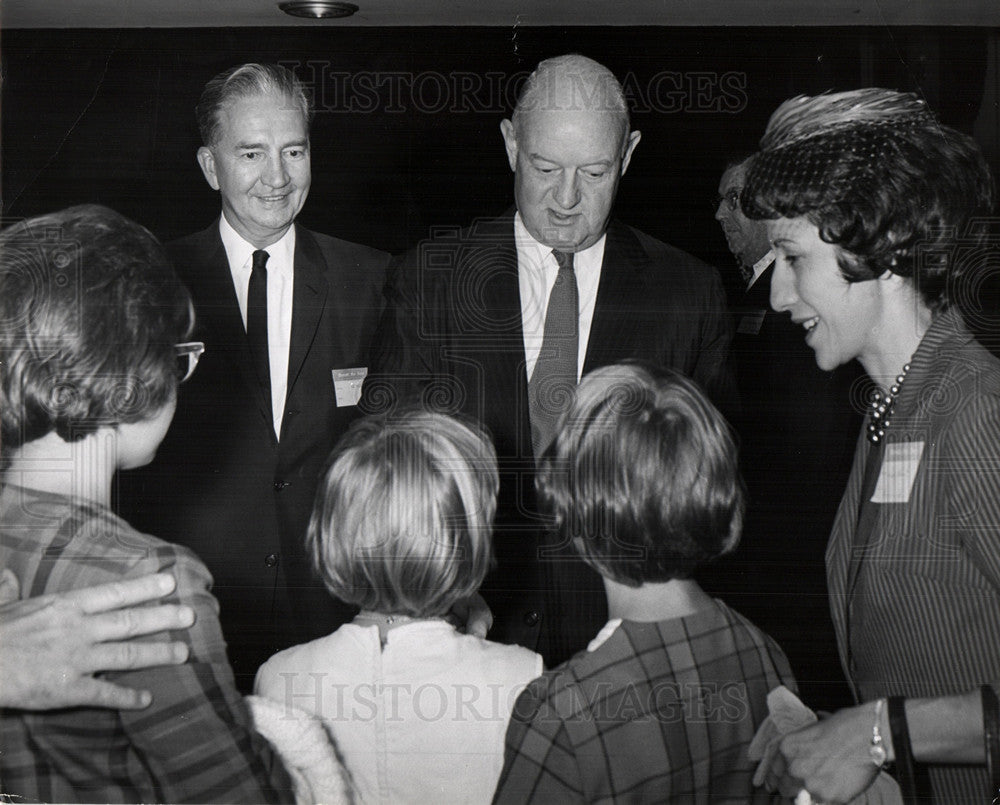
left=365, top=54, right=736, bottom=665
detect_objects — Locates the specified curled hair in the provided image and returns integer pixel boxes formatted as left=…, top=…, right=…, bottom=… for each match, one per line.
left=512, top=54, right=630, bottom=145
left=743, top=88, right=995, bottom=311
left=307, top=410, right=498, bottom=617
left=536, top=363, right=744, bottom=586
left=196, top=63, right=313, bottom=147
left=0, top=205, right=191, bottom=449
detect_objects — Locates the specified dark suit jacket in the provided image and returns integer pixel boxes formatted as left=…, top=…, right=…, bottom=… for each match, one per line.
left=363, top=212, right=736, bottom=664
left=704, top=262, right=862, bottom=708
left=731, top=264, right=862, bottom=479
left=119, top=221, right=389, bottom=689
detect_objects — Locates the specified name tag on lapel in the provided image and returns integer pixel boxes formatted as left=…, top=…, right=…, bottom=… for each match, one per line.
left=737, top=309, right=767, bottom=335
left=871, top=441, right=925, bottom=504
left=332, top=367, right=367, bottom=407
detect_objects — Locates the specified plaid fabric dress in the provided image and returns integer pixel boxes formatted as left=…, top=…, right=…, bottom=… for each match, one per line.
left=0, top=484, right=292, bottom=804
left=493, top=601, right=794, bottom=804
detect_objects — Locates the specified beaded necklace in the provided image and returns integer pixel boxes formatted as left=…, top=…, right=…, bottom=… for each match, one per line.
left=866, top=363, right=911, bottom=444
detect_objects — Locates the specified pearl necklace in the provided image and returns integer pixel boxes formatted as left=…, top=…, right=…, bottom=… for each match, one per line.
left=867, top=363, right=911, bottom=444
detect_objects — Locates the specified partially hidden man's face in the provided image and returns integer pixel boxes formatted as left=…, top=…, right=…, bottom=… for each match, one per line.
left=197, top=90, right=311, bottom=249
left=715, top=162, right=771, bottom=269
left=501, top=107, right=640, bottom=253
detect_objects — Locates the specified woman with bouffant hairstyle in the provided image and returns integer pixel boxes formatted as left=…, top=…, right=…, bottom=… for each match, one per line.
left=744, top=89, right=1000, bottom=804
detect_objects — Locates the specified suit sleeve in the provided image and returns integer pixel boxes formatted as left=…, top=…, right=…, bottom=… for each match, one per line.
left=946, top=385, right=1000, bottom=581
left=492, top=680, right=584, bottom=804
left=112, top=548, right=294, bottom=804
left=693, top=266, right=740, bottom=422
left=362, top=249, right=443, bottom=414
left=945, top=384, right=1000, bottom=699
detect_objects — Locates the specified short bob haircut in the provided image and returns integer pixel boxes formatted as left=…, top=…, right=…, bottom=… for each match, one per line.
left=536, top=363, right=744, bottom=586
left=0, top=204, right=192, bottom=450
left=196, top=62, right=313, bottom=148
left=742, top=88, right=995, bottom=312
left=307, top=409, right=499, bottom=618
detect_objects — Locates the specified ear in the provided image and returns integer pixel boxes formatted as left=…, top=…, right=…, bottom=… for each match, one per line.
left=500, top=119, right=518, bottom=173
left=196, top=146, right=220, bottom=191
left=619, top=130, right=642, bottom=176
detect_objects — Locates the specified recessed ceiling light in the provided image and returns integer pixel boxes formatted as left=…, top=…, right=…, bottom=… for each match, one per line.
left=278, top=1, right=359, bottom=19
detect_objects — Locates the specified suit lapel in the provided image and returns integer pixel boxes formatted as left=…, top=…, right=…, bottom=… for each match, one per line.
left=845, top=439, right=882, bottom=601
left=733, top=262, right=774, bottom=338
left=475, top=222, right=526, bottom=400
left=190, top=226, right=275, bottom=434
left=583, top=220, right=649, bottom=375
left=286, top=226, right=328, bottom=398
left=741, top=263, right=774, bottom=310
left=464, top=214, right=532, bottom=457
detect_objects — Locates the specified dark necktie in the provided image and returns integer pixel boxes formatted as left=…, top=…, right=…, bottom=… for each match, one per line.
left=247, top=249, right=272, bottom=418
left=529, top=249, right=579, bottom=457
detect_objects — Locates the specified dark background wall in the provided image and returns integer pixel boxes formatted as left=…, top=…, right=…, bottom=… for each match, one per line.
left=2, top=23, right=996, bottom=718
left=3, top=26, right=995, bottom=279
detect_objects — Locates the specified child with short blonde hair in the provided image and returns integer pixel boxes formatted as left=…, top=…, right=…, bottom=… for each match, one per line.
left=255, top=410, right=542, bottom=804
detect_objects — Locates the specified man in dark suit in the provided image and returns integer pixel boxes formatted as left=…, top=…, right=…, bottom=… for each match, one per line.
left=120, top=64, right=389, bottom=690
left=707, top=154, right=862, bottom=708
left=364, top=55, right=736, bottom=666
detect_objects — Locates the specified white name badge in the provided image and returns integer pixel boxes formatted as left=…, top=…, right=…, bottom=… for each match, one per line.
left=737, top=309, right=767, bottom=335
left=871, top=441, right=925, bottom=504
left=332, top=367, right=367, bottom=407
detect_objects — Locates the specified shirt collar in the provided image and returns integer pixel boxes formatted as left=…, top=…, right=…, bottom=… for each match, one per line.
left=746, top=249, right=775, bottom=290
left=513, top=211, right=607, bottom=273
left=218, top=214, right=296, bottom=277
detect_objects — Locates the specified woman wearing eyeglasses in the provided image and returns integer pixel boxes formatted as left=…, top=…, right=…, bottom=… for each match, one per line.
left=0, top=205, right=294, bottom=803
left=744, top=89, right=1000, bottom=805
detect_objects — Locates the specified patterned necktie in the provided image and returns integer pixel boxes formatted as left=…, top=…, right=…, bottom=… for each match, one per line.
left=529, top=249, right=579, bottom=458
left=247, top=249, right=272, bottom=417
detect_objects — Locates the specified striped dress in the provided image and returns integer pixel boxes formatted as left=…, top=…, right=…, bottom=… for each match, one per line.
left=827, top=308, right=1000, bottom=803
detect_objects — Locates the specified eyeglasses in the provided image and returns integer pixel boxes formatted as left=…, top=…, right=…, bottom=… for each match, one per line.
left=713, top=188, right=742, bottom=212
left=175, top=342, right=205, bottom=383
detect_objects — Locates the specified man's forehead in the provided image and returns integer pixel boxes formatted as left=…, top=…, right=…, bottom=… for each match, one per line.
left=517, top=106, right=626, bottom=149
left=523, top=73, right=621, bottom=113
left=219, top=90, right=305, bottom=123
left=719, top=163, right=748, bottom=190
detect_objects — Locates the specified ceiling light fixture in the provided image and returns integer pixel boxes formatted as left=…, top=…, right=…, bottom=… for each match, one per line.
left=278, top=1, right=359, bottom=19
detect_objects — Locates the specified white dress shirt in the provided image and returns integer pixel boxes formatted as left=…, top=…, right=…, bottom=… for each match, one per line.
left=219, top=215, right=295, bottom=439
left=746, top=249, right=775, bottom=292
left=514, top=212, right=605, bottom=382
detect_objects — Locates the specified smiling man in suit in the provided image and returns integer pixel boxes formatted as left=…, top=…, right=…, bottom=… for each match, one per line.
left=120, top=63, right=389, bottom=691
left=364, top=54, right=736, bottom=666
